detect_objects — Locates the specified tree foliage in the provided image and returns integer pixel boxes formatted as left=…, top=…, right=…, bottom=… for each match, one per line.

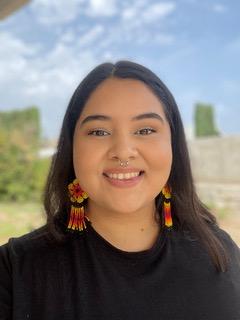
left=194, top=103, right=220, bottom=137
left=0, top=107, right=50, bottom=202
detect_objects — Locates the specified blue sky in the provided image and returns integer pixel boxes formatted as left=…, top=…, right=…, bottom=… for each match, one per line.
left=0, top=0, right=239, bottom=140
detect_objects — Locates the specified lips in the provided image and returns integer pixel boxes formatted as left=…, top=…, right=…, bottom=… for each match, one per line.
left=103, top=168, right=144, bottom=175
left=103, top=171, right=144, bottom=188
left=103, top=171, right=144, bottom=178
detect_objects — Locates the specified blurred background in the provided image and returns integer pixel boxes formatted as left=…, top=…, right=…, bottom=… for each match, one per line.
left=0, top=0, right=239, bottom=245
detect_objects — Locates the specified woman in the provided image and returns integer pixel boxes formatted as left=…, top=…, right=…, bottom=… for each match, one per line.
left=0, top=60, right=239, bottom=320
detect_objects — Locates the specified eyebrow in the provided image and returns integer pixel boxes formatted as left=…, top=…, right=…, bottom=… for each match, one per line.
left=79, top=112, right=165, bottom=127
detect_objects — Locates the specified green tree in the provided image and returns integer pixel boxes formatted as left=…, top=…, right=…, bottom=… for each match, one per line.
left=0, top=106, right=50, bottom=202
left=194, top=103, right=220, bottom=137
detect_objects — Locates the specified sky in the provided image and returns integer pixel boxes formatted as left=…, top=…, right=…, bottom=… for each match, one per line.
left=0, top=0, right=239, bottom=140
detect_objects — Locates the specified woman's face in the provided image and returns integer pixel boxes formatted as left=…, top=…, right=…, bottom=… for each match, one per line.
left=73, top=77, right=172, bottom=215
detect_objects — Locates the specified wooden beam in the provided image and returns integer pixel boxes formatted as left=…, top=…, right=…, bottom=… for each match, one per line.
left=0, top=0, right=30, bottom=20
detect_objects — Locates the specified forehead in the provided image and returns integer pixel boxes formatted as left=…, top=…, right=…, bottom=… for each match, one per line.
left=80, top=78, right=166, bottom=120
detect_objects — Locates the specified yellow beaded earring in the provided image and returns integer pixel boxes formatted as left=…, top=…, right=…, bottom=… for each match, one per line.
left=67, top=178, right=90, bottom=232
left=162, top=185, right=173, bottom=228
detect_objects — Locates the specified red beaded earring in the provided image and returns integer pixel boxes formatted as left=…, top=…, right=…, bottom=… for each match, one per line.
left=67, top=179, right=90, bottom=232
left=162, top=185, right=173, bottom=228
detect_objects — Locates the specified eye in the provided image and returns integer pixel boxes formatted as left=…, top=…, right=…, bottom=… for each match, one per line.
left=88, top=129, right=109, bottom=136
left=87, top=127, right=156, bottom=137
left=136, top=128, right=156, bottom=135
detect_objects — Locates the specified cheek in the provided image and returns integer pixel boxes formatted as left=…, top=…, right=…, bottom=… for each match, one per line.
left=147, top=142, right=172, bottom=192
left=73, top=141, right=87, bottom=178
left=73, top=141, right=103, bottom=183
left=146, top=139, right=172, bottom=171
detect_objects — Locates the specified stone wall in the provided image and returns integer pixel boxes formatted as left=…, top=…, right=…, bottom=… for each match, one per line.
left=187, top=135, right=240, bottom=213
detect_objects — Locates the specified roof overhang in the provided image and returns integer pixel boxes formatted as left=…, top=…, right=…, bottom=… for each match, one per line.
left=0, top=0, right=30, bottom=20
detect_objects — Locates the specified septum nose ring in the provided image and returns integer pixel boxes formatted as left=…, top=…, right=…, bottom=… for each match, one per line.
left=119, top=159, right=129, bottom=167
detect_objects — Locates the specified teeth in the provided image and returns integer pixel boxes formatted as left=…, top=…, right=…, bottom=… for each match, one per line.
left=107, top=172, right=140, bottom=180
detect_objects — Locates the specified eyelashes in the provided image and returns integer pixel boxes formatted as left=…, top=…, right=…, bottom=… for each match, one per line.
left=87, top=127, right=157, bottom=137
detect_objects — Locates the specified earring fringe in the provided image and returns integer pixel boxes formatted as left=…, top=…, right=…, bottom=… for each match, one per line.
left=162, top=185, right=173, bottom=228
left=67, top=205, right=90, bottom=232
left=163, top=201, right=173, bottom=228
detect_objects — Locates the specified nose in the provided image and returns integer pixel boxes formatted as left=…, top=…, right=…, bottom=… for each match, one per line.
left=107, top=132, right=138, bottom=161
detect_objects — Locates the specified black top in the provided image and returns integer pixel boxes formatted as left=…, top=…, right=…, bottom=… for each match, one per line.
left=0, top=219, right=240, bottom=320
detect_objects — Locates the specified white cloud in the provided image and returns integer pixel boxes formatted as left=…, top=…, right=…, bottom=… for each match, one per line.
left=102, top=50, right=115, bottom=60
left=0, top=32, right=40, bottom=87
left=142, top=2, right=176, bottom=23
left=30, top=0, right=85, bottom=25
left=122, top=0, right=147, bottom=20
left=0, top=32, right=39, bottom=57
left=106, top=1, right=176, bottom=46
left=60, top=30, right=76, bottom=44
left=23, top=44, right=97, bottom=97
left=78, top=24, right=105, bottom=46
left=212, top=4, right=227, bottom=13
left=86, top=0, right=118, bottom=17
left=30, top=0, right=118, bottom=25
left=0, top=31, right=99, bottom=137
left=122, top=1, right=176, bottom=23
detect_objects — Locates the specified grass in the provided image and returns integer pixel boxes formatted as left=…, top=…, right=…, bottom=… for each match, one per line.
left=0, top=201, right=239, bottom=246
left=0, top=202, right=46, bottom=245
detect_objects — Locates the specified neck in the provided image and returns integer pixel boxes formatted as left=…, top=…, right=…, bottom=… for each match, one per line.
left=85, top=201, right=161, bottom=252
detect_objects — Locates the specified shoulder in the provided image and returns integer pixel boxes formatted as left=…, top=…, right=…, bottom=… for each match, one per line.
left=176, top=222, right=239, bottom=249
left=212, top=225, right=240, bottom=266
left=0, top=225, right=68, bottom=264
left=171, top=223, right=240, bottom=258
left=209, top=224, right=240, bottom=253
left=176, top=223, right=240, bottom=268
left=0, top=226, right=54, bottom=306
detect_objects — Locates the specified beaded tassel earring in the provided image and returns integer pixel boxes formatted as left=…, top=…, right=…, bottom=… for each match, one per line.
left=67, top=178, right=90, bottom=232
left=162, top=185, right=173, bottom=228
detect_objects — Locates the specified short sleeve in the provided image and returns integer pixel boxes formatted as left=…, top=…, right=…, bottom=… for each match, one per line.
left=0, top=243, right=12, bottom=319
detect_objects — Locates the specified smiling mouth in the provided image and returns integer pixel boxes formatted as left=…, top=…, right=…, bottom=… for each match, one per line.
left=103, top=171, right=144, bottom=180
left=102, top=170, right=144, bottom=188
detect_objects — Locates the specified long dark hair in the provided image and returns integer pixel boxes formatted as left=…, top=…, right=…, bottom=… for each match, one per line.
left=43, top=60, right=229, bottom=272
